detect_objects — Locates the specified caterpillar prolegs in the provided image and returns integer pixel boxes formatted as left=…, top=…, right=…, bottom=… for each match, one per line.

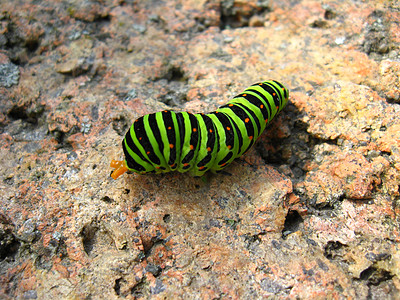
left=110, top=80, right=289, bottom=179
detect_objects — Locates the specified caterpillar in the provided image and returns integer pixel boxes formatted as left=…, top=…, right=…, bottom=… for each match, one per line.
left=110, top=80, right=289, bottom=179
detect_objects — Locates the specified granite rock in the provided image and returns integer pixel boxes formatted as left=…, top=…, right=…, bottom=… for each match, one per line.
left=0, top=0, right=399, bottom=299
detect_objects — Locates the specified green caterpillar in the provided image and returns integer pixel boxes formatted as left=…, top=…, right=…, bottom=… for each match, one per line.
left=111, top=80, right=289, bottom=179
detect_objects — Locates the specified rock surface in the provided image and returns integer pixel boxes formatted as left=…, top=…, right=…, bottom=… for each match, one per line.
left=0, top=0, right=399, bottom=299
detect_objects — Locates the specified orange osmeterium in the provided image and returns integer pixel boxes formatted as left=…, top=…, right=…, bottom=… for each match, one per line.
left=110, top=160, right=129, bottom=180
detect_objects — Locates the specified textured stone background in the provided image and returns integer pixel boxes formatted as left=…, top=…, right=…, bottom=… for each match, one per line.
left=0, top=0, right=399, bottom=299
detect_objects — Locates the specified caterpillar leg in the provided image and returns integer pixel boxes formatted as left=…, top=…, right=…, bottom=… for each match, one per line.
left=110, top=160, right=129, bottom=180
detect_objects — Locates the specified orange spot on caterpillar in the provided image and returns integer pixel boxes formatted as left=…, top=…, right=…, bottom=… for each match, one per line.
left=245, top=118, right=250, bottom=123
left=199, top=166, right=205, bottom=170
left=249, top=136, right=253, bottom=140
left=243, top=93, right=247, bottom=96
left=209, top=129, right=213, bottom=133
left=220, top=163, right=227, bottom=167
left=190, top=145, right=194, bottom=150
left=193, top=128, right=197, bottom=132
left=260, top=104, right=264, bottom=109
left=227, top=145, right=232, bottom=150
left=207, top=147, right=211, bottom=151
left=265, top=119, right=268, bottom=123
left=184, top=163, right=189, bottom=167
left=147, top=151, right=150, bottom=154
left=169, top=144, right=174, bottom=149
left=229, top=104, right=234, bottom=107
left=226, top=127, right=231, bottom=130
left=273, top=93, right=276, bottom=96
left=168, top=126, right=172, bottom=130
